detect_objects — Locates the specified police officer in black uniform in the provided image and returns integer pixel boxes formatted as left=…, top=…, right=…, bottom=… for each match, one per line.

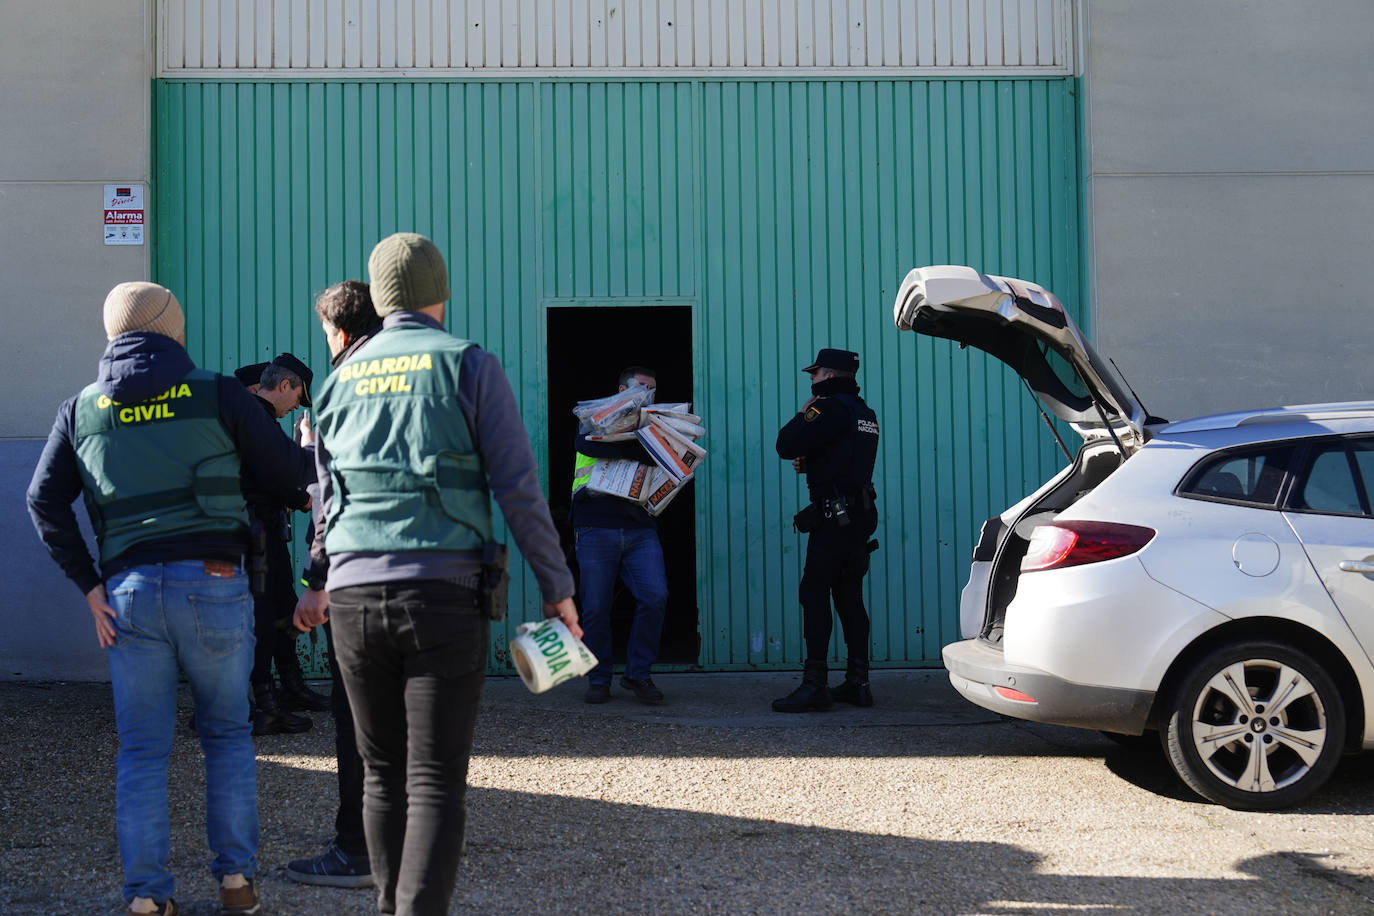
left=240, top=353, right=327, bottom=733
left=773, top=348, right=880, bottom=712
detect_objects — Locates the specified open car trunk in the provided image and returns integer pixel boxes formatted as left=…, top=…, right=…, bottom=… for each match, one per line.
left=967, top=440, right=1126, bottom=644
left=891, top=266, right=1156, bottom=644
left=893, top=266, right=1149, bottom=449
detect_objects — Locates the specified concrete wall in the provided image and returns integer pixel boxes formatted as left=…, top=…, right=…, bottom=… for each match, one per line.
left=1084, top=0, right=1374, bottom=421
left=0, top=1, right=152, bottom=679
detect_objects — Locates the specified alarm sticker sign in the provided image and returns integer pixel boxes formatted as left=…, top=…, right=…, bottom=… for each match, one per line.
left=104, top=185, right=144, bottom=245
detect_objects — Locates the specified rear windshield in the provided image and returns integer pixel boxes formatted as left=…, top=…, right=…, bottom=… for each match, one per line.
left=1178, top=446, right=1295, bottom=507
left=1041, top=342, right=1092, bottom=404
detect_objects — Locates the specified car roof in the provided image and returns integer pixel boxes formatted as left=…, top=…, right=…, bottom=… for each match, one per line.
left=1147, top=402, right=1374, bottom=450
left=1156, top=401, right=1374, bottom=434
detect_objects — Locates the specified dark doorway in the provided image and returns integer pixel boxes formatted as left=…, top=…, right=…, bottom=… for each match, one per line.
left=546, top=305, right=699, bottom=667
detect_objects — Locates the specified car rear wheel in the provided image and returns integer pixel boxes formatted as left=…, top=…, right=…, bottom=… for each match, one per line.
left=1163, top=641, right=1345, bottom=810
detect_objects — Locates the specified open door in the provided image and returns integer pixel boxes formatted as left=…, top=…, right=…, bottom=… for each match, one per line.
left=546, top=305, right=699, bottom=666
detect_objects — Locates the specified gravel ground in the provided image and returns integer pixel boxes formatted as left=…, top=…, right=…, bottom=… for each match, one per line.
left=2, top=671, right=1372, bottom=915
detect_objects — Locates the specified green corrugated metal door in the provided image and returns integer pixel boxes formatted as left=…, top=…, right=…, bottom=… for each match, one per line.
left=695, top=79, right=1082, bottom=668
left=154, top=80, right=546, bottom=675
left=539, top=81, right=696, bottom=300
left=153, top=76, right=1082, bottom=673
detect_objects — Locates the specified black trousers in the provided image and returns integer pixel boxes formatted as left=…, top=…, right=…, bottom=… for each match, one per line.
left=250, top=519, right=298, bottom=684
left=799, top=511, right=876, bottom=665
left=323, top=621, right=366, bottom=857
left=330, top=580, right=488, bottom=916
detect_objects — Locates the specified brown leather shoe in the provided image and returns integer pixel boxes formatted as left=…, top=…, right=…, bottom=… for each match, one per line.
left=219, top=878, right=262, bottom=915
left=127, top=900, right=177, bottom=916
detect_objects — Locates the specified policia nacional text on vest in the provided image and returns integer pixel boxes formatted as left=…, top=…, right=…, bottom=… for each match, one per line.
left=313, top=322, right=492, bottom=555
left=73, top=368, right=249, bottom=564
left=787, top=387, right=880, bottom=533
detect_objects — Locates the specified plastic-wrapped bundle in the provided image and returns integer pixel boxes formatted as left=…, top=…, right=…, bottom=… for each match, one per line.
left=642, top=407, right=705, bottom=440
left=635, top=418, right=707, bottom=482
left=573, top=383, right=654, bottom=436
left=573, top=388, right=708, bottom=514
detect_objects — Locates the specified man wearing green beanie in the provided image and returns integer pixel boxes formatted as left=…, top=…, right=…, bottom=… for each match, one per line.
left=299, top=232, right=581, bottom=914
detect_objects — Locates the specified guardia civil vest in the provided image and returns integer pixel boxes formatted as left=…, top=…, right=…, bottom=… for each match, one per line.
left=314, top=323, right=492, bottom=554
left=72, top=368, right=249, bottom=565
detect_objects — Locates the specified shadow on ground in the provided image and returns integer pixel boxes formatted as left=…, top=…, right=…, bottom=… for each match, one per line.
left=2, top=677, right=1372, bottom=914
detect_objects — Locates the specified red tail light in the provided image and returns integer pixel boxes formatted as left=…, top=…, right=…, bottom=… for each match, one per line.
left=995, top=686, right=1037, bottom=703
left=1021, top=521, right=1156, bottom=572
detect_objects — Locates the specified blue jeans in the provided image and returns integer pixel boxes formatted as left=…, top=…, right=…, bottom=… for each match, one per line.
left=105, top=561, right=258, bottom=904
left=574, top=527, right=668, bottom=683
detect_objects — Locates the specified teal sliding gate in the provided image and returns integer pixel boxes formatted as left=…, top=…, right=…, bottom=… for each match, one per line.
left=154, top=76, right=1084, bottom=673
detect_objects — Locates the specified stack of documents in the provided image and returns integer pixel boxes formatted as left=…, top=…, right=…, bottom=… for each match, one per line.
left=576, top=396, right=707, bottom=517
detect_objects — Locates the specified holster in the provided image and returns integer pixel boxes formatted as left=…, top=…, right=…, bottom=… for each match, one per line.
left=793, top=502, right=823, bottom=533
left=247, top=519, right=267, bottom=597
left=477, top=542, right=510, bottom=621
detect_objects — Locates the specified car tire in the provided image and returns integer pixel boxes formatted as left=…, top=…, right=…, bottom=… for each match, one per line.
left=1163, top=640, right=1345, bottom=810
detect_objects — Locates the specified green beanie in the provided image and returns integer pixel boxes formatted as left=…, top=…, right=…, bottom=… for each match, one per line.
left=367, top=232, right=450, bottom=316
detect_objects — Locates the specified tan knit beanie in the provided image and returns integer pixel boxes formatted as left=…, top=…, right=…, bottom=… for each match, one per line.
left=103, top=282, right=185, bottom=341
left=367, top=233, right=450, bottom=316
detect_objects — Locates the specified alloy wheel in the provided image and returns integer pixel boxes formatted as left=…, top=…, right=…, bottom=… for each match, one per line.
left=1190, top=659, right=1326, bottom=792
left=1165, top=641, right=1345, bottom=810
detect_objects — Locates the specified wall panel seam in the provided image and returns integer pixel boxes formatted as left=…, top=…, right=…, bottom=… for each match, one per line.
left=163, top=66, right=1074, bottom=78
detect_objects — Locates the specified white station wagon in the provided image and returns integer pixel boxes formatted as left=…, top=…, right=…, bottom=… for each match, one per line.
left=893, top=265, right=1374, bottom=810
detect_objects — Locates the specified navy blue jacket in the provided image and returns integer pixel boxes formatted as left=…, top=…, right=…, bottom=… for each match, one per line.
left=240, top=392, right=312, bottom=516
left=776, top=377, right=880, bottom=504
left=27, top=332, right=317, bottom=595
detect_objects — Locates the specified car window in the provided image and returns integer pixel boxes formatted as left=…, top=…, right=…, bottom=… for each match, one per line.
left=1039, top=343, right=1092, bottom=403
left=1179, top=447, right=1292, bottom=507
left=1350, top=440, right=1374, bottom=507
left=1291, top=443, right=1368, bottom=516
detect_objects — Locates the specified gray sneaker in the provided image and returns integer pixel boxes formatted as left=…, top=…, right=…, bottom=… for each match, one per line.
left=287, top=840, right=374, bottom=888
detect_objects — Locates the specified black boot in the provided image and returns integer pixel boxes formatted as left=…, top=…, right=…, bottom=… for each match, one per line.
left=831, top=658, right=873, bottom=707
left=252, top=680, right=312, bottom=735
left=278, top=654, right=331, bottom=712
left=772, top=661, right=834, bottom=713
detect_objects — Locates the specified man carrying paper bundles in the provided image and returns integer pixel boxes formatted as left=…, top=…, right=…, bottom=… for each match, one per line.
left=570, top=368, right=706, bottom=704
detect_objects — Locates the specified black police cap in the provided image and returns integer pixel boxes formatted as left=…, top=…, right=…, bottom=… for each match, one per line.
left=271, top=352, right=314, bottom=407
left=234, top=362, right=269, bottom=388
left=802, top=348, right=860, bottom=374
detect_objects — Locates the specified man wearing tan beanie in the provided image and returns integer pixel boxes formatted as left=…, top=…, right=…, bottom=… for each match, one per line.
left=299, top=233, right=580, bottom=914
left=27, top=281, right=316, bottom=916
left=102, top=280, right=187, bottom=341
